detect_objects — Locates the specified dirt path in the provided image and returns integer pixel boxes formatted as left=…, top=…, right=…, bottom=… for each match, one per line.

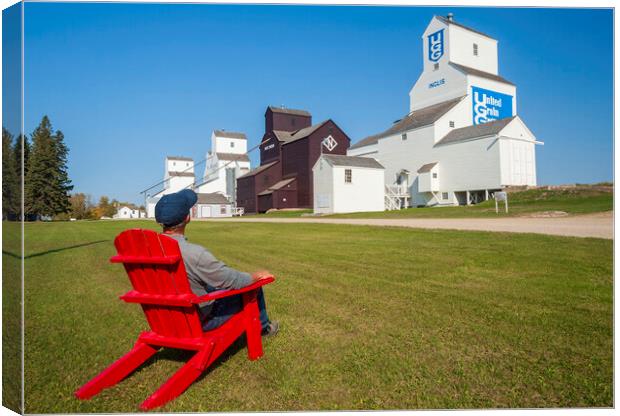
left=201, top=211, right=613, bottom=239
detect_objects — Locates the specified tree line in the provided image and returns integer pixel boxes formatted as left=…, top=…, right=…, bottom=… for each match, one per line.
left=62, top=194, right=145, bottom=221
left=3, top=115, right=144, bottom=221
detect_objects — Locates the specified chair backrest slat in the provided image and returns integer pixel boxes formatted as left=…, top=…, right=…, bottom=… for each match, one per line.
left=119, top=230, right=176, bottom=336
left=114, top=231, right=163, bottom=332
left=142, top=230, right=201, bottom=338
left=113, top=229, right=203, bottom=338
left=154, top=233, right=203, bottom=337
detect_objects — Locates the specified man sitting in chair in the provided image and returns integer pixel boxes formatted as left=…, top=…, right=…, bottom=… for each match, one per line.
left=155, top=189, right=279, bottom=337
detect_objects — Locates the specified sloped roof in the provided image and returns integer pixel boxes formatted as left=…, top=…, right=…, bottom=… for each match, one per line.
left=435, top=116, right=516, bottom=146
left=282, top=120, right=330, bottom=145
left=450, top=62, right=514, bottom=86
left=272, top=130, right=293, bottom=142
left=216, top=152, right=250, bottom=162
left=214, top=130, right=247, bottom=140
left=238, top=161, right=278, bottom=179
left=270, top=177, right=296, bottom=190
left=349, top=132, right=383, bottom=151
left=417, top=162, right=438, bottom=173
left=166, top=156, right=193, bottom=161
left=350, top=96, right=465, bottom=150
left=257, top=178, right=297, bottom=196
left=435, top=15, right=495, bottom=40
left=322, top=154, right=384, bottom=169
left=267, top=106, right=311, bottom=117
left=167, top=171, right=195, bottom=177
left=196, top=192, right=230, bottom=205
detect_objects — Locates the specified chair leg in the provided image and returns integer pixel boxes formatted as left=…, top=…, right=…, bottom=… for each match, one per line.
left=242, top=291, right=263, bottom=361
left=75, top=341, right=160, bottom=400
left=140, top=343, right=215, bottom=410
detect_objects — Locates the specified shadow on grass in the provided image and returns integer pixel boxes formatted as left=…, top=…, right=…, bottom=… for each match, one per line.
left=126, top=335, right=249, bottom=387
left=2, top=240, right=109, bottom=260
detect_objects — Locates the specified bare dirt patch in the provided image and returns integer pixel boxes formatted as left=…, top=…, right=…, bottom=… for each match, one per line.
left=521, top=211, right=569, bottom=218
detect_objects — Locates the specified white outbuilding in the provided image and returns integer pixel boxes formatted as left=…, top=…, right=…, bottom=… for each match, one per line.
left=192, top=193, right=233, bottom=218
left=113, top=206, right=145, bottom=219
left=348, top=14, right=543, bottom=208
left=197, top=130, right=251, bottom=204
left=313, top=154, right=385, bottom=214
left=146, top=156, right=196, bottom=218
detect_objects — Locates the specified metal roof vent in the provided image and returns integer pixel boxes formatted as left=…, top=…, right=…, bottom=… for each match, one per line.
left=447, top=12, right=454, bottom=21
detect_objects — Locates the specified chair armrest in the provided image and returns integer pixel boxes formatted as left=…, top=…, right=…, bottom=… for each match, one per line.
left=110, top=254, right=181, bottom=265
left=191, top=276, right=275, bottom=304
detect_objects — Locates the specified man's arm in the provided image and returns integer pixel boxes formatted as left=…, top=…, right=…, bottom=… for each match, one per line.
left=195, top=249, right=253, bottom=290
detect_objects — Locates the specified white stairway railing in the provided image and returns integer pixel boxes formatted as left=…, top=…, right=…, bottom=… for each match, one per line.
left=385, top=185, right=402, bottom=211
left=233, top=207, right=245, bottom=216
left=386, top=185, right=409, bottom=196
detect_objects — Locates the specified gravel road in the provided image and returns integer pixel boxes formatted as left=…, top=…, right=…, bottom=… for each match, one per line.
left=201, top=211, right=613, bottom=239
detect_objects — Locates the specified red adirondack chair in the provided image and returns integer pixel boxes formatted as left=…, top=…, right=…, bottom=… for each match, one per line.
left=75, top=229, right=275, bottom=410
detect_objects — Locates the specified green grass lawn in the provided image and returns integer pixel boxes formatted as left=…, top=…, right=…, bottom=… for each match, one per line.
left=250, top=187, right=613, bottom=219
left=260, top=209, right=313, bottom=217
left=19, top=220, right=612, bottom=412
left=3, top=221, right=22, bottom=413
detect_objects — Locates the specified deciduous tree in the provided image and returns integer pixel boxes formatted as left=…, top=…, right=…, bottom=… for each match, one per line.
left=96, top=196, right=116, bottom=218
left=69, top=193, right=95, bottom=220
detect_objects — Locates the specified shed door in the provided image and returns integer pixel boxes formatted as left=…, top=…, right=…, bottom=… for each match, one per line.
left=200, top=205, right=211, bottom=218
left=317, top=194, right=330, bottom=208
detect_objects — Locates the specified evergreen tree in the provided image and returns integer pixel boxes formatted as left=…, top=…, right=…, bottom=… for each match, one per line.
left=25, top=116, right=54, bottom=218
left=14, top=134, right=30, bottom=220
left=24, top=116, right=73, bottom=219
left=2, top=128, right=20, bottom=219
left=51, top=130, right=73, bottom=214
left=14, top=133, right=30, bottom=180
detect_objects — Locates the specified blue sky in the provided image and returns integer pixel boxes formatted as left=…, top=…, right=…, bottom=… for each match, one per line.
left=13, top=4, right=614, bottom=204
left=3, top=2, right=21, bottom=138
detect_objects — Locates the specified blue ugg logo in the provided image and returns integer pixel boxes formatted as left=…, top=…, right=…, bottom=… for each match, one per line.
left=427, top=29, right=444, bottom=62
left=472, top=86, right=513, bottom=125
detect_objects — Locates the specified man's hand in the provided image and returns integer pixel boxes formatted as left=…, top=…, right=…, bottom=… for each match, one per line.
left=251, top=270, right=272, bottom=282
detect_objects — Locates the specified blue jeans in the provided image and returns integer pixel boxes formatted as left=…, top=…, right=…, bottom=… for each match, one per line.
left=202, top=287, right=270, bottom=332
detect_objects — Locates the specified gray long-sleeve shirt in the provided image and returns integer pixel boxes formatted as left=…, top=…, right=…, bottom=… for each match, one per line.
left=168, top=234, right=252, bottom=319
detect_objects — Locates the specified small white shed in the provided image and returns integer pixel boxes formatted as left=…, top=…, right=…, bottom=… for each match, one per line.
left=113, top=206, right=145, bottom=219
left=313, top=154, right=385, bottom=214
left=417, top=162, right=439, bottom=192
left=193, top=193, right=233, bottom=218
